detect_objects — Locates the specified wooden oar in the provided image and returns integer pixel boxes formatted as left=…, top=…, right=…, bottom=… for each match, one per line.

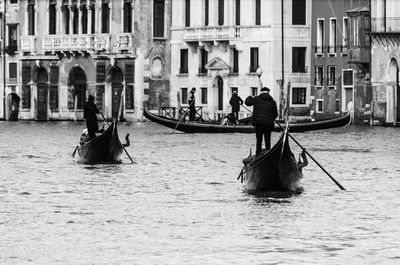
left=172, top=100, right=194, bottom=134
left=274, top=121, right=346, bottom=190
left=71, top=145, right=78, bottom=158
left=100, top=113, right=134, bottom=164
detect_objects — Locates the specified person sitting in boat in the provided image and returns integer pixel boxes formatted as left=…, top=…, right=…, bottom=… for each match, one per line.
left=80, top=128, right=90, bottom=145
left=220, top=113, right=237, bottom=125
left=84, top=95, right=101, bottom=140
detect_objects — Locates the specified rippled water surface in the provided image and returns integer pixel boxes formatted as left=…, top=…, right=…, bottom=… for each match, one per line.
left=1, top=121, right=400, bottom=264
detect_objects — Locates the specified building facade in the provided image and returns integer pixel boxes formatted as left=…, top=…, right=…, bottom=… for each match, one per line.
left=310, top=0, right=371, bottom=124
left=1, top=0, right=171, bottom=121
left=170, top=0, right=311, bottom=120
left=370, top=0, right=400, bottom=125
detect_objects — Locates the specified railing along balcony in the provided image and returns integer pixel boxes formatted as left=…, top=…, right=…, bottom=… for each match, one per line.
left=21, top=36, right=36, bottom=52
left=183, top=26, right=240, bottom=42
left=42, top=34, right=111, bottom=52
left=113, top=33, right=134, bottom=51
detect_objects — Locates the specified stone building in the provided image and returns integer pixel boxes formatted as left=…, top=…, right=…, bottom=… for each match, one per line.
left=370, top=0, right=400, bottom=126
left=169, top=0, right=311, bottom=120
left=310, top=0, right=371, bottom=124
left=0, top=0, right=171, bottom=121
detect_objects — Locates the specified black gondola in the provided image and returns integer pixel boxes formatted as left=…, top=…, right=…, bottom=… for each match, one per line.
left=143, top=107, right=351, bottom=133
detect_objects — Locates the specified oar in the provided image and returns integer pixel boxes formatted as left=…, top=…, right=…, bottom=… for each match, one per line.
left=274, top=121, right=346, bottom=190
left=71, top=145, right=78, bottom=158
left=172, top=100, right=194, bottom=134
left=101, top=112, right=134, bottom=164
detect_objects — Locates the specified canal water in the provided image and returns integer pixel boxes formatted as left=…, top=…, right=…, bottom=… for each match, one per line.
left=1, top=120, right=399, bottom=264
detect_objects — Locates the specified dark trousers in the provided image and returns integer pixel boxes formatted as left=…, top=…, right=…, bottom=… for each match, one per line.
left=86, top=120, right=99, bottom=140
left=232, top=111, right=239, bottom=121
left=189, top=105, right=196, bottom=121
left=255, top=124, right=273, bottom=155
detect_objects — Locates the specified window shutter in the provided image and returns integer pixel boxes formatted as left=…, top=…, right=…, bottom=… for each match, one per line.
left=125, top=62, right=135, bottom=83
left=22, top=65, right=31, bottom=84
left=9, top=63, right=17, bottom=78
left=125, top=84, right=134, bottom=109
left=96, top=63, right=106, bottom=83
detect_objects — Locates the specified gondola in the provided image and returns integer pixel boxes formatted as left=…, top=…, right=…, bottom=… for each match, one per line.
left=239, top=127, right=304, bottom=193
left=143, top=107, right=351, bottom=133
left=77, top=120, right=124, bottom=164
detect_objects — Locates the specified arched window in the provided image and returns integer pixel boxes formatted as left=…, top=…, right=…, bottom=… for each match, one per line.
left=68, top=67, right=87, bottom=109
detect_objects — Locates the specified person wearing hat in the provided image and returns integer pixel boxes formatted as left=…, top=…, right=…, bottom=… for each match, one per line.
left=245, top=86, right=278, bottom=155
left=83, top=94, right=101, bottom=140
left=229, top=91, right=243, bottom=124
left=187, top=87, right=196, bottom=121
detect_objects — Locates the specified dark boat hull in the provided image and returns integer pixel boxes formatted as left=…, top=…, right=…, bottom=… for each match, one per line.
left=241, top=131, right=303, bottom=192
left=78, top=120, right=123, bottom=164
left=143, top=107, right=351, bottom=134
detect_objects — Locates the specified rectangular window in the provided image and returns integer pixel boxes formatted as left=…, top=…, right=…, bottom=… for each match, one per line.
left=125, top=62, right=135, bottom=83
left=125, top=84, right=134, bottom=109
left=8, top=24, right=18, bottom=52
left=233, top=48, right=239, bottom=73
left=81, top=4, right=88, bottom=34
left=199, top=49, right=208, bottom=74
left=251, top=87, right=258, bottom=96
left=292, top=47, right=306, bottom=73
left=343, top=70, right=353, bottom=87
left=185, top=0, right=190, bottom=27
left=101, top=2, right=110, bottom=33
left=96, top=85, right=105, bottom=111
left=96, top=62, right=106, bottom=83
left=327, top=66, right=336, bottom=86
left=201, top=87, right=207, bottom=104
left=49, top=2, right=57, bottom=34
left=315, top=66, right=323, bottom=86
left=181, top=88, right=188, bottom=104
left=343, top=17, right=349, bottom=46
left=72, top=5, right=79, bottom=34
left=292, top=0, right=306, bottom=25
left=153, top=0, right=164, bottom=37
left=180, top=49, right=188, bottom=74
left=63, top=4, right=70, bottom=34
left=50, top=65, right=59, bottom=111
left=255, top=0, right=260, bottom=25
left=91, top=4, right=96, bottom=34
left=22, top=85, right=31, bottom=109
left=22, top=65, right=31, bottom=84
left=335, top=99, right=340, bottom=112
left=28, top=1, right=35, bottom=36
left=124, top=1, right=133, bottom=33
left=351, top=16, right=359, bottom=47
left=317, top=19, right=324, bottom=53
left=329, top=18, right=337, bottom=53
left=316, top=99, right=324, bottom=113
left=250, top=47, right=258, bottom=73
left=235, top=0, right=240, bottom=25
left=9, top=62, right=17, bottom=79
left=10, top=0, right=18, bottom=3
left=204, top=0, right=209, bottom=26
left=218, top=0, right=224, bottom=25
left=292, top=87, right=307, bottom=105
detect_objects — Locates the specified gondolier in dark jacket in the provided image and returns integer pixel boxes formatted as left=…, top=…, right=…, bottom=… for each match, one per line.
left=245, top=87, right=278, bottom=155
left=187, top=87, right=196, bottom=121
left=229, top=91, right=243, bottom=123
left=84, top=95, right=100, bottom=140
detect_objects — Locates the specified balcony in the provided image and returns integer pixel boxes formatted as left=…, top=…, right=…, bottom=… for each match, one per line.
left=21, top=36, right=36, bottom=52
left=348, top=47, right=370, bottom=64
left=112, top=34, right=134, bottom=52
left=42, top=34, right=111, bottom=52
left=183, top=26, right=240, bottom=43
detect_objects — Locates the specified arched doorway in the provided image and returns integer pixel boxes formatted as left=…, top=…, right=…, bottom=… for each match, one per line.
left=388, top=58, right=399, bottom=123
left=68, top=67, right=87, bottom=110
left=110, top=67, right=124, bottom=119
left=213, top=75, right=223, bottom=111
left=36, top=67, right=49, bottom=120
left=7, top=93, right=20, bottom=121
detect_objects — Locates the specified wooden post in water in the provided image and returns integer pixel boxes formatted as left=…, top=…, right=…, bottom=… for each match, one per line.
left=74, top=94, right=78, bottom=122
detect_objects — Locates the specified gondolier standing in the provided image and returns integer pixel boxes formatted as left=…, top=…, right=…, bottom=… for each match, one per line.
left=229, top=91, right=243, bottom=124
left=187, top=87, right=196, bottom=121
left=84, top=95, right=101, bottom=140
left=245, top=87, right=278, bottom=155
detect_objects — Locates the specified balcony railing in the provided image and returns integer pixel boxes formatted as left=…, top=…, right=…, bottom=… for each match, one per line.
left=183, top=26, right=240, bottom=42
left=21, top=36, right=36, bottom=52
left=42, top=34, right=112, bottom=52
left=314, top=45, right=348, bottom=55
